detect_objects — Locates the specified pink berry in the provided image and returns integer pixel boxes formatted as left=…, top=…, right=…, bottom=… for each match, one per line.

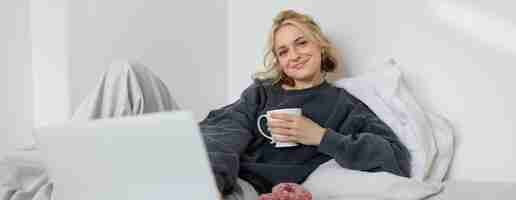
left=258, top=193, right=274, bottom=200
left=271, top=183, right=312, bottom=200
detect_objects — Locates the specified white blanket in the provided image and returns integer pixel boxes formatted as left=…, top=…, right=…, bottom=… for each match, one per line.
left=0, top=60, right=178, bottom=200
left=1, top=61, right=446, bottom=200
left=72, top=60, right=179, bottom=120
left=0, top=151, right=50, bottom=200
left=303, top=160, right=443, bottom=200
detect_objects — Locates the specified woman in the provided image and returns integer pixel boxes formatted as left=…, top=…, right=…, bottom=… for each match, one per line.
left=200, top=10, right=411, bottom=197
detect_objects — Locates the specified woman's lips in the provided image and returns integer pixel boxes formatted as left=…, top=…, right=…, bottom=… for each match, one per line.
left=289, top=59, right=309, bottom=70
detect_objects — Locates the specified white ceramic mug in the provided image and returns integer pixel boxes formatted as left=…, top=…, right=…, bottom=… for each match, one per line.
left=257, top=108, right=301, bottom=148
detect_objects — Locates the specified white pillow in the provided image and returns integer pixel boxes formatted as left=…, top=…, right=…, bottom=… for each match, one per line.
left=335, top=65, right=437, bottom=180
left=425, top=112, right=455, bottom=182
left=302, top=159, right=443, bottom=200
left=302, top=62, right=456, bottom=199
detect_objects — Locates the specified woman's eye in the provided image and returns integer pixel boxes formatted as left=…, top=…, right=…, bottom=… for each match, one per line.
left=297, top=40, right=307, bottom=46
left=278, top=51, right=287, bottom=56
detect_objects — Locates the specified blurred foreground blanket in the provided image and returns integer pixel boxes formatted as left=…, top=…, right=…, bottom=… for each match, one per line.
left=0, top=60, right=177, bottom=200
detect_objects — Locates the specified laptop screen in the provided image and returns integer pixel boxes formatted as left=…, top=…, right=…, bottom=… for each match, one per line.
left=36, top=111, right=219, bottom=200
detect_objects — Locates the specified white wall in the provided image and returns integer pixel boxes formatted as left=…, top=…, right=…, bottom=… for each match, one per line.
left=31, top=0, right=71, bottom=128
left=5, top=0, right=515, bottom=183
left=228, top=0, right=516, bottom=183
left=1, top=0, right=33, bottom=156
left=2, top=0, right=227, bottom=156
left=68, top=0, right=227, bottom=120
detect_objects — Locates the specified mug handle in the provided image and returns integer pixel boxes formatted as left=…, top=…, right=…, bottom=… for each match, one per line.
left=257, top=114, right=274, bottom=143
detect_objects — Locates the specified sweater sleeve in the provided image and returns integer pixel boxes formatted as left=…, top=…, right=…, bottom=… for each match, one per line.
left=317, top=99, right=411, bottom=177
left=198, top=83, right=262, bottom=195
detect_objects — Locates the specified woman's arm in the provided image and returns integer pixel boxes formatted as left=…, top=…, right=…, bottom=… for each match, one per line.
left=317, top=102, right=411, bottom=177
left=267, top=100, right=410, bottom=177
left=199, top=82, right=263, bottom=195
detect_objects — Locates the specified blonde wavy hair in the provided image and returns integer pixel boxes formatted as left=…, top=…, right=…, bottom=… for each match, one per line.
left=253, top=10, right=340, bottom=86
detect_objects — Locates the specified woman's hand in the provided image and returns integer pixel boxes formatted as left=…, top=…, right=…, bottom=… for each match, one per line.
left=267, top=113, right=327, bottom=145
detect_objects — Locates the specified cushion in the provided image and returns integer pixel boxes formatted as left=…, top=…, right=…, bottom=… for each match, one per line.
left=302, top=159, right=443, bottom=200
left=425, top=112, right=455, bottom=182
left=335, top=64, right=438, bottom=180
left=302, top=61, right=456, bottom=199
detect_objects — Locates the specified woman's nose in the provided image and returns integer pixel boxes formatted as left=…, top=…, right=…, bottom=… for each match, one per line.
left=288, top=49, right=301, bottom=61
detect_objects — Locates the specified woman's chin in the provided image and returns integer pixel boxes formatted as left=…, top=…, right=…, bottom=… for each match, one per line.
left=286, top=69, right=306, bottom=77
left=286, top=71, right=312, bottom=80
left=288, top=75, right=312, bottom=83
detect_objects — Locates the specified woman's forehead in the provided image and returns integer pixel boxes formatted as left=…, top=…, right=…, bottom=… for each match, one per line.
left=274, top=23, right=312, bottom=48
left=276, top=25, right=304, bottom=40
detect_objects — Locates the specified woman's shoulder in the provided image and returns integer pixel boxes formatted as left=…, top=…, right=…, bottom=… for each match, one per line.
left=327, top=82, right=365, bottom=106
left=253, top=78, right=275, bottom=87
left=244, top=78, right=276, bottom=91
left=239, top=78, right=276, bottom=98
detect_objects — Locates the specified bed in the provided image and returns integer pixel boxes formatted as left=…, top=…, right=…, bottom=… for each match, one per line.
left=429, top=180, right=516, bottom=200
left=1, top=61, right=515, bottom=200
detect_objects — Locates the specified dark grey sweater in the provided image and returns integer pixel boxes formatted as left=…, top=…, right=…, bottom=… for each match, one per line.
left=199, top=80, right=411, bottom=195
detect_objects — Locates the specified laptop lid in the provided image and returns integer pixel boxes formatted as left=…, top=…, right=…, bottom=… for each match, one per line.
left=35, top=111, right=219, bottom=200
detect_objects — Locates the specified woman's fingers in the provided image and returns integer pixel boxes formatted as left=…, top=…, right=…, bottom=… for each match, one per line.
left=269, top=127, right=296, bottom=136
left=267, top=119, right=292, bottom=129
left=272, top=134, right=294, bottom=142
left=269, top=113, right=296, bottom=122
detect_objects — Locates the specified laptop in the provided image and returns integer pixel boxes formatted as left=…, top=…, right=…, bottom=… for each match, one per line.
left=34, top=111, right=220, bottom=200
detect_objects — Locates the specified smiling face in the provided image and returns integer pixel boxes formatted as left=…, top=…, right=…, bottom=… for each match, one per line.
left=274, top=24, right=323, bottom=86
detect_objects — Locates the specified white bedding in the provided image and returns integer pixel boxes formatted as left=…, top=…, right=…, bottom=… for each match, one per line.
left=428, top=180, right=516, bottom=200
left=1, top=61, right=514, bottom=200
left=302, top=159, right=444, bottom=200
left=4, top=155, right=515, bottom=200
left=0, top=151, right=50, bottom=200
left=1, top=60, right=176, bottom=200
